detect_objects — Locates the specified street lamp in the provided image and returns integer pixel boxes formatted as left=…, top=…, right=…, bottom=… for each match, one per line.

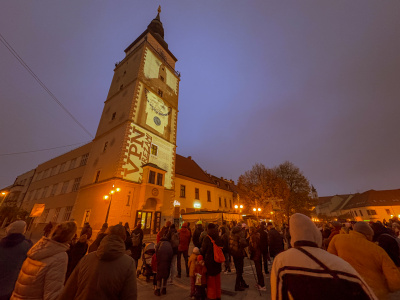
left=234, top=204, right=244, bottom=213
left=253, top=207, right=261, bottom=219
left=103, top=185, right=120, bottom=223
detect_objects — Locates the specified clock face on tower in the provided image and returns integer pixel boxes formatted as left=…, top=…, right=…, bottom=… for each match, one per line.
left=144, top=88, right=170, bottom=134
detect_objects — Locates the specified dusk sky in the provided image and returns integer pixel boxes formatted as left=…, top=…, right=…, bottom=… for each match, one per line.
left=1, top=1, right=399, bottom=196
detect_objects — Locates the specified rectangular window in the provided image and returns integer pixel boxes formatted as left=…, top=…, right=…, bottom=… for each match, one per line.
left=41, top=186, right=48, bottom=198
left=219, top=197, right=222, bottom=207
left=158, top=89, right=163, bottom=97
left=61, top=181, right=69, bottom=194
left=385, top=209, right=391, bottom=215
left=224, top=198, right=227, bottom=207
left=69, top=158, right=77, bottom=170
left=72, top=177, right=82, bottom=192
left=59, top=162, right=66, bottom=173
left=80, top=153, right=89, bottom=166
left=50, top=184, right=58, bottom=196
left=149, top=171, right=156, bottom=184
left=195, top=188, right=199, bottom=200
left=151, top=144, right=158, bottom=156
left=52, top=207, right=61, bottom=222
left=126, top=191, right=131, bottom=206
left=63, top=206, right=73, bottom=221
left=359, top=210, right=363, bottom=216
left=367, top=210, right=371, bottom=215
left=160, top=75, right=164, bottom=82
left=354, top=210, right=358, bottom=217
left=82, top=210, right=91, bottom=226
left=94, top=170, right=101, bottom=183
left=207, top=191, right=211, bottom=202
left=103, top=142, right=108, bottom=152
left=370, top=210, right=377, bottom=215
left=41, top=209, right=49, bottom=223
left=156, top=173, right=163, bottom=186
left=180, top=185, right=186, bottom=197
left=111, top=112, right=116, bottom=120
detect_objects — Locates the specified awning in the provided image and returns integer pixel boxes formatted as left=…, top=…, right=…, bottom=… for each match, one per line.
left=181, top=212, right=241, bottom=223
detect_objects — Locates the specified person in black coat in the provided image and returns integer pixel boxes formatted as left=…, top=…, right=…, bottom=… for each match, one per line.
left=258, top=221, right=270, bottom=274
left=267, top=222, right=284, bottom=259
left=219, top=226, right=231, bottom=273
left=229, top=224, right=249, bottom=291
left=371, top=222, right=400, bottom=266
left=66, top=234, right=88, bottom=281
left=193, top=222, right=204, bottom=248
left=130, top=223, right=144, bottom=270
left=155, top=237, right=173, bottom=296
left=201, top=223, right=224, bottom=300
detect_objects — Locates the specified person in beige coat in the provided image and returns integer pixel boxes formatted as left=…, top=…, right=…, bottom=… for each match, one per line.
left=59, top=224, right=137, bottom=300
left=11, top=221, right=77, bottom=300
left=328, top=221, right=400, bottom=300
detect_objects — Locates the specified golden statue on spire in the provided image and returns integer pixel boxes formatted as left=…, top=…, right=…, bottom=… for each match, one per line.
left=158, top=5, right=161, bottom=14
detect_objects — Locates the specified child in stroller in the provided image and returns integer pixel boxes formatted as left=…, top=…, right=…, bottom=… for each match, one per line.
left=137, top=242, right=156, bottom=282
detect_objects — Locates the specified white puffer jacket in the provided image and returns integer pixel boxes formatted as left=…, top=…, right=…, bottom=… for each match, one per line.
left=11, top=237, right=69, bottom=300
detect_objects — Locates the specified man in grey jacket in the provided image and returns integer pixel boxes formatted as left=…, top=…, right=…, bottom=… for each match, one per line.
left=60, top=224, right=137, bottom=300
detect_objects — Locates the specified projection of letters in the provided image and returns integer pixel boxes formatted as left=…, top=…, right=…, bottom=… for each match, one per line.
left=145, top=88, right=169, bottom=134
left=122, top=124, right=174, bottom=189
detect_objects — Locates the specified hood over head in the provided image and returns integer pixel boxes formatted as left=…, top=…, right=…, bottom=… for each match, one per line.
left=96, top=234, right=126, bottom=261
left=6, top=220, right=27, bottom=235
left=290, top=213, right=322, bottom=248
left=28, top=237, right=69, bottom=261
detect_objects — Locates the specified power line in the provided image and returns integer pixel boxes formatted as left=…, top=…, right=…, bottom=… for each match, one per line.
left=0, top=142, right=90, bottom=157
left=0, top=33, right=94, bottom=139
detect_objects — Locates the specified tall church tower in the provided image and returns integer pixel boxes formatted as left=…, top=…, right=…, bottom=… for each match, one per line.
left=71, top=7, right=180, bottom=233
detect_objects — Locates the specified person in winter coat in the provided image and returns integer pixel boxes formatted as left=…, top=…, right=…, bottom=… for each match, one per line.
left=155, top=236, right=173, bottom=296
left=80, top=222, right=92, bottom=240
left=271, top=214, right=378, bottom=300
left=188, top=247, right=201, bottom=299
left=88, top=224, right=108, bottom=253
left=11, top=221, right=77, bottom=300
left=43, top=222, right=53, bottom=237
left=193, top=255, right=207, bottom=300
left=230, top=223, right=249, bottom=291
left=201, top=223, right=223, bottom=300
left=249, top=226, right=265, bottom=291
left=323, top=221, right=341, bottom=249
left=267, top=222, right=284, bottom=260
left=177, top=222, right=191, bottom=277
left=130, top=223, right=144, bottom=270
left=65, top=234, right=88, bottom=281
left=0, top=220, right=32, bottom=300
left=370, top=222, right=400, bottom=267
left=59, top=224, right=137, bottom=300
left=328, top=222, right=400, bottom=300
left=219, top=226, right=231, bottom=273
left=166, top=224, right=179, bottom=283
left=258, top=221, right=269, bottom=274
left=193, top=221, right=204, bottom=249
left=157, top=221, right=171, bottom=243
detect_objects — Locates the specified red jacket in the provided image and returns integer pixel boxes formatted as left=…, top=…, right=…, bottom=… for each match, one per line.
left=178, top=227, right=191, bottom=251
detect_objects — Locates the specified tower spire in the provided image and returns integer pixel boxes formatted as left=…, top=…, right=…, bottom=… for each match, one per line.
left=147, top=5, right=164, bottom=39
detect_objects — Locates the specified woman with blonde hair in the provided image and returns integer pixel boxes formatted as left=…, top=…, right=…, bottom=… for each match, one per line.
left=11, top=221, right=77, bottom=300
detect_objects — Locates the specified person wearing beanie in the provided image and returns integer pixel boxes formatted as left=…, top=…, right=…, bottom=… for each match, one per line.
left=177, top=222, right=191, bottom=278
left=60, top=224, right=137, bottom=300
left=328, top=221, right=400, bottom=299
left=194, top=255, right=207, bottom=300
left=11, top=221, right=77, bottom=300
left=0, top=221, right=32, bottom=300
left=188, top=247, right=201, bottom=299
left=201, top=223, right=223, bottom=299
left=271, top=214, right=378, bottom=300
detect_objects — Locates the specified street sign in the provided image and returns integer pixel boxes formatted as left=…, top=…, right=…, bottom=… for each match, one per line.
left=30, top=203, right=45, bottom=217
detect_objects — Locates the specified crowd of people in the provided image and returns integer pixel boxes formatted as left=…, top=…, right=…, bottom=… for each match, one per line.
left=0, top=215, right=400, bottom=300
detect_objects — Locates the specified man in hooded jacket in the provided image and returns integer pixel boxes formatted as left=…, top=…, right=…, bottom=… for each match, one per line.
left=271, top=214, right=378, bottom=300
left=192, top=221, right=204, bottom=248
left=59, top=224, right=137, bottom=300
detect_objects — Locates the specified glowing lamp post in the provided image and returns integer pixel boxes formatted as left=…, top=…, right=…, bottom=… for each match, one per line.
left=103, top=186, right=120, bottom=223
left=253, top=207, right=262, bottom=219
left=234, top=204, right=244, bottom=213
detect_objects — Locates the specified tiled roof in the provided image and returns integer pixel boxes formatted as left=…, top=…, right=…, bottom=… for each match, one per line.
left=210, top=175, right=237, bottom=194
left=175, top=154, right=215, bottom=184
left=317, top=196, right=333, bottom=205
left=342, top=189, right=400, bottom=209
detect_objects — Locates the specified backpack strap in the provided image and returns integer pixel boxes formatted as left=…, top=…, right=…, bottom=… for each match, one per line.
left=207, top=234, right=215, bottom=244
left=295, top=247, right=339, bottom=280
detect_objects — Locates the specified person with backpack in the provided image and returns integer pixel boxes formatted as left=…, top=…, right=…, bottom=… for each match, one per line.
left=271, top=213, right=378, bottom=300
left=201, top=223, right=224, bottom=300
left=130, top=223, right=144, bottom=270
left=166, top=223, right=179, bottom=284
left=230, top=223, right=249, bottom=291
left=177, top=222, right=191, bottom=278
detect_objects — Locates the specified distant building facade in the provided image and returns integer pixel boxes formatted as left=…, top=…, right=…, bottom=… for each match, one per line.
left=0, top=9, right=238, bottom=234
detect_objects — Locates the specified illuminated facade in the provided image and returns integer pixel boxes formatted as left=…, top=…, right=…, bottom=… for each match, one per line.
left=0, top=8, right=238, bottom=235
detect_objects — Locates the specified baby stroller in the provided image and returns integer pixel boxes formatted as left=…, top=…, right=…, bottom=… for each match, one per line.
left=137, top=242, right=156, bottom=282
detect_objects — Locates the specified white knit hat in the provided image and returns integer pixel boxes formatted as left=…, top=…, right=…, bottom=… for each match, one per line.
left=6, top=220, right=27, bottom=235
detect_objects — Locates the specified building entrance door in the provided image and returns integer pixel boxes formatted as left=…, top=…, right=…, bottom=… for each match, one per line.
left=140, top=211, right=153, bottom=234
